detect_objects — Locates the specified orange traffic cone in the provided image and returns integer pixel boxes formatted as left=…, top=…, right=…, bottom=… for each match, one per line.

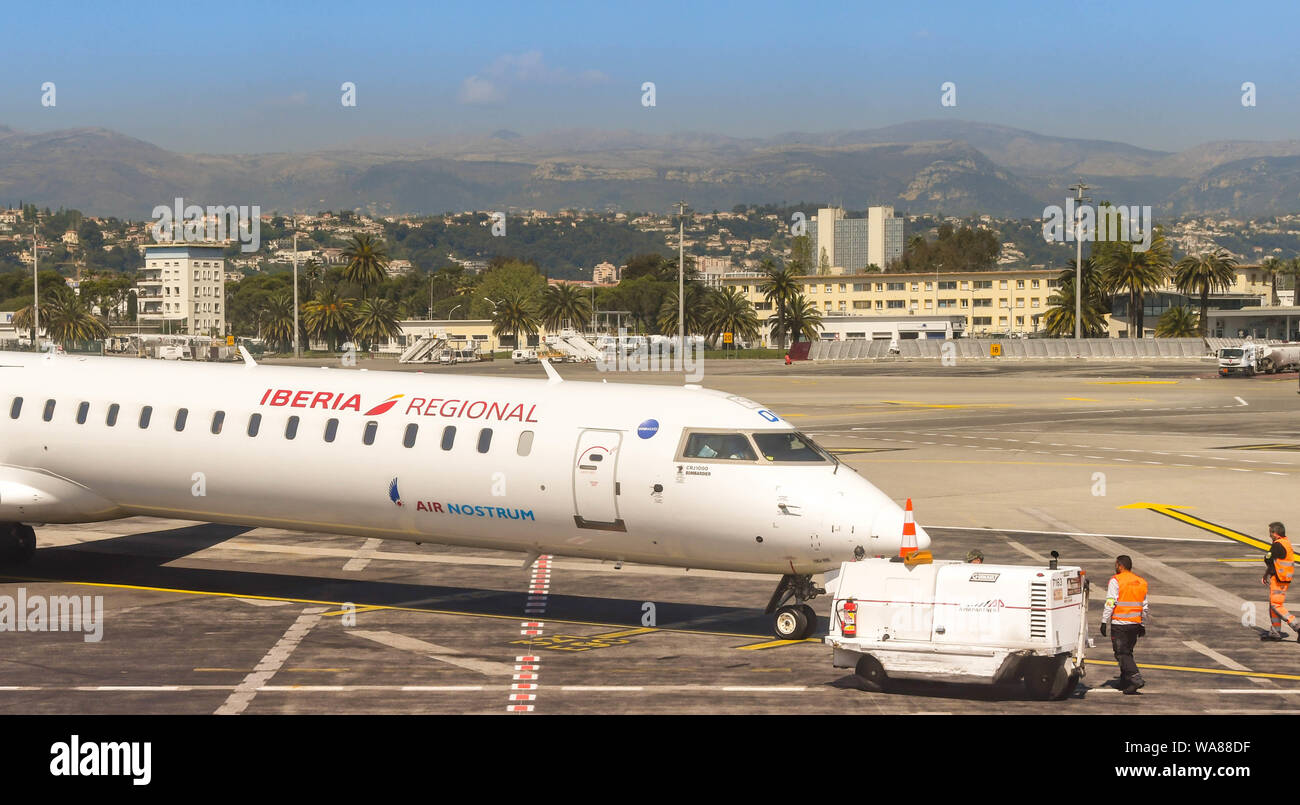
left=899, top=498, right=918, bottom=557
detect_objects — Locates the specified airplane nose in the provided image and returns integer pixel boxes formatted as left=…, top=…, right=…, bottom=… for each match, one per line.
left=915, top=522, right=932, bottom=551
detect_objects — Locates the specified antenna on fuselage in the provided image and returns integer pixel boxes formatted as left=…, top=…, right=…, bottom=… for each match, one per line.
left=541, top=358, right=563, bottom=385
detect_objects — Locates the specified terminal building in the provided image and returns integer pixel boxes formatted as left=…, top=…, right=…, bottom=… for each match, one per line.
left=136, top=243, right=227, bottom=336
left=724, top=267, right=1060, bottom=344
left=727, top=262, right=1296, bottom=346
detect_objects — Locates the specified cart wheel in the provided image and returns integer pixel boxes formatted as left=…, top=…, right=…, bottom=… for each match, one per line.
left=1024, top=656, right=1073, bottom=700
left=771, top=605, right=807, bottom=640
left=796, top=604, right=817, bottom=638
left=855, top=654, right=890, bottom=692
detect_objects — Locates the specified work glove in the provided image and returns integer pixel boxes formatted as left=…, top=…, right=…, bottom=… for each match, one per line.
left=1100, top=623, right=1107, bottom=637
left=1137, top=625, right=1146, bottom=637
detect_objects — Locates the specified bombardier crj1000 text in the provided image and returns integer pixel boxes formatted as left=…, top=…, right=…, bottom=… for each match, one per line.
left=0, top=351, right=929, bottom=639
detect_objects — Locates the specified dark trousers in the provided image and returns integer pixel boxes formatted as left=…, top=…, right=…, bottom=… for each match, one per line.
left=1111, top=623, right=1144, bottom=687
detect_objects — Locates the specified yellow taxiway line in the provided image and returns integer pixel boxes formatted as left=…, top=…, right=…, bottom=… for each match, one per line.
left=1119, top=502, right=1271, bottom=550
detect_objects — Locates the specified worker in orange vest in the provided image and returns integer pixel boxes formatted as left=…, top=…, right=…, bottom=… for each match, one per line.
left=1261, top=522, right=1297, bottom=642
left=1100, top=554, right=1148, bottom=694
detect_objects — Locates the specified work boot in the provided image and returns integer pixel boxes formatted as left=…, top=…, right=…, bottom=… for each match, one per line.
left=1122, top=686, right=1142, bottom=695
left=1261, top=630, right=1285, bottom=641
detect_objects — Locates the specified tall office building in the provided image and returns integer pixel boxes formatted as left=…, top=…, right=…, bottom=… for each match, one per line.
left=137, top=243, right=227, bottom=335
left=805, top=206, right=904, bottom=274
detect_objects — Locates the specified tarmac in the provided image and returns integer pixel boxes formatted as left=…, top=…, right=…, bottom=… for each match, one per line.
left=2, top=354, right=1298, bottom=714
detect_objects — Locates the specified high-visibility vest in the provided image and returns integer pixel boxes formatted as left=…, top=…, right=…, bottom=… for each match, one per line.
left=1111, top=570, right=1148, bottom=624
left=1275, top=536, right=1295, bottom=584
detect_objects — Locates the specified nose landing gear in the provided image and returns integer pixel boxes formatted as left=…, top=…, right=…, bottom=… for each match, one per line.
left=0, top=523, right=36, bottom=565
left=766, top=573, right=823, bottom=640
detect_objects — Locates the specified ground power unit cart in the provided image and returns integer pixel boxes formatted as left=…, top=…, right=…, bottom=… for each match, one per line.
left=824, top=553, right=1089, bottom=700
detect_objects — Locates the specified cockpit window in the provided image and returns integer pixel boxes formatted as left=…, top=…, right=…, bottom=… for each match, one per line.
left=682, top=432, right=758, bottom=461
left=753, top=431, right=833, bottom=463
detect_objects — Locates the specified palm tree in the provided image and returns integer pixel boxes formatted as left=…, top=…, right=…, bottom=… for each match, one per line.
left=706, top=287, right=760, bottom=349
left=758, top=260, right=799, bottom=348
left=539, top=283, right=592, bottom=331
left=1172, top=249, right=1238, bottom=336
left=302, top=258, right=323, bottom=297
left=341, top=234, right=389, bottom=295
left=351, top=297, right=403, bottom=352
left=1155, top=305, right=1200, bottom=337
left=303, top=287, right=356, bottom=352
left=657, top=283, right=713, bottom=336
left=1096, top=228, right=1172, bottom=338
left=1043, top=262, right=1109, bottom=337
left=11, top=305, right=34, bottom=343
left=261, top=291, right=297, bottom=351
left=1277, top=257, right=1300, bottom=304
left=42, top=292, right=109, bottom=346
left=491, top=294, right=540, bottom=350
left=778, top=292, right=824, bottom=346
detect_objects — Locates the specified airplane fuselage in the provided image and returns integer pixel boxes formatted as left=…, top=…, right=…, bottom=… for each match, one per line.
left=0, top=353, right=928, bottom=574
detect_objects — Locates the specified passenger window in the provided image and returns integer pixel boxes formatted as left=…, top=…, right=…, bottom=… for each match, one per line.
left=76, top=402, right=89, bottom=424
left=324, top=418, right=339, bottom=443
left=175, top=408, right=188, bottom=431
left=9, top=397, right=20, bottom=419
left=363, top=421, right=378, bottom=445
left=43, top=399, right=55, bottom=422
left=441, top=426, right=456, bottom=450
left=403, top=423, right=418, bottom=448
left=211, top=411, right=225, bottom=434
left=517, top=430, right=534, bottom=456
left=682, top=432, right=756, bottom=461
left=477, top=428, right=493, bottom=453
left=285, top=416, right=300, bottom=440
left=753, top=431, right=832, bottom=463
left=139, top=406, right=152, bottom=429
left=106, top=404, right=119, bottom=426
left=247, top=413, right=261, bottom=437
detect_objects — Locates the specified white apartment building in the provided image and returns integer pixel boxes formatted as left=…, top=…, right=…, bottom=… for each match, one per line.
left=137, top=243, right=227, bottom=335
left=806, top=206, right=905, bottom=273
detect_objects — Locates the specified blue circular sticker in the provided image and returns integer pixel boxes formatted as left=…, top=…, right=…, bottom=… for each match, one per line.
left=637, top=419, right=660, bottom=439
left=757, top=409, right=780, bottom=422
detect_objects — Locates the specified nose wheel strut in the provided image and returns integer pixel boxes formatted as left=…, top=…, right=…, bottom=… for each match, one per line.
left=765, top=573, right=823, bottom=640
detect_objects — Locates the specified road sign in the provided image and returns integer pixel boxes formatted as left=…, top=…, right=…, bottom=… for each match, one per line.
left=990, top=343, right=1002, bottom=357
left=723, top=332, right=734, bottom=344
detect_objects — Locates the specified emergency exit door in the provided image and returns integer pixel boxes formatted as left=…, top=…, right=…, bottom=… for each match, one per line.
left=573, top=429, right=626, bottom=531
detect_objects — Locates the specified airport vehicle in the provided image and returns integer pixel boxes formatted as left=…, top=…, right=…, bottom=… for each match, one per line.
left=0, top=351, right=929, bottom=639
left=512, top=349, right=539, bottom=364
left=1218, top=342, right=1300, bottom=376
left=824, top=553, right=1088, bottom=699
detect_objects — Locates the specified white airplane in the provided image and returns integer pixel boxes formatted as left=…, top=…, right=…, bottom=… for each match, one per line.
left=0, top=351, right=930, bottom=639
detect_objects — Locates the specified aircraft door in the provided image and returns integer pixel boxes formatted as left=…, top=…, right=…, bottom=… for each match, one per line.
left=573, top=429, right=626, bottom=531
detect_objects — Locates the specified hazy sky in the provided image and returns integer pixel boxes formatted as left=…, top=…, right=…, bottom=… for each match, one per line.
left=3, top=0, right=1298, bottom=154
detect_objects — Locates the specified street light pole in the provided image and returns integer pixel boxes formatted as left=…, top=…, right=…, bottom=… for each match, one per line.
left=32, top=224, right=40, bottom=352
left=1069, top=182, right=1091, bottom=341
left=292, top=218, right=301, bottom=358
left=674, top=201, right=688, bottom=357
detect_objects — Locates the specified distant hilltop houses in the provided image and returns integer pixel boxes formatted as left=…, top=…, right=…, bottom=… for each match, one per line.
left=3, top=203, right=1300, bottom=289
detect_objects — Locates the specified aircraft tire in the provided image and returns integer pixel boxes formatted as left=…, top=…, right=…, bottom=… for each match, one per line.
left=796, top=604, right=817, bottom=639
left=771, top=605, right=808, bottom=640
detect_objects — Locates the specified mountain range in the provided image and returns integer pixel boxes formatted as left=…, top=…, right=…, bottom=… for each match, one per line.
left=3, top=120, right=1300, bottom=219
